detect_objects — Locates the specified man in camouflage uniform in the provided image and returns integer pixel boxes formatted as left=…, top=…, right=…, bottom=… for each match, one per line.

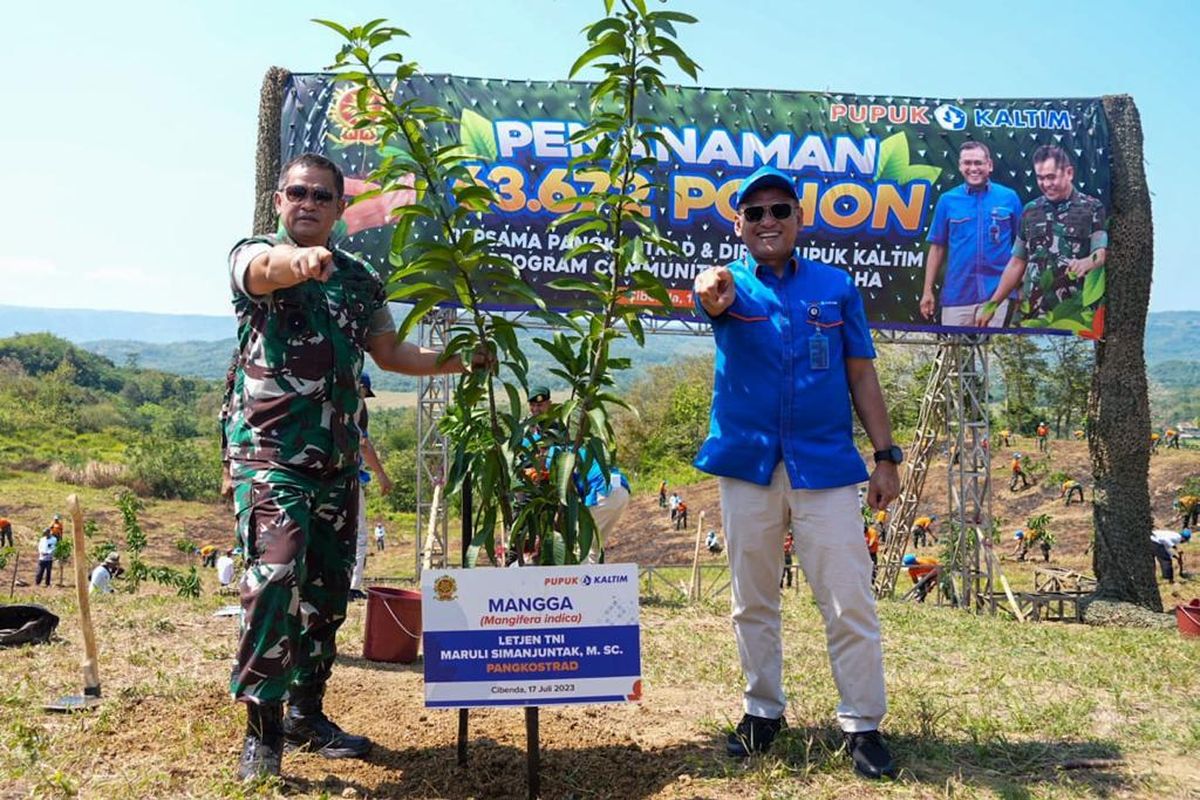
left=225, top=153, right=475, bottom=780
left=976, top=145, right=1107, bottom=327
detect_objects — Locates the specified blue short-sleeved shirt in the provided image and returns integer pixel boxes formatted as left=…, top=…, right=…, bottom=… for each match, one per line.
left=545, top=445, right=630, bottom=507
left=693, top=250, right=875, bottom=489
left=926, top=181, right=1023, bottom=306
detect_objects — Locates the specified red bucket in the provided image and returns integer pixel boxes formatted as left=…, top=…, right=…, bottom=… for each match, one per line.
left=363, top=587, right=422, bottom=662
left=1176, top=599, right=1200, bottom=638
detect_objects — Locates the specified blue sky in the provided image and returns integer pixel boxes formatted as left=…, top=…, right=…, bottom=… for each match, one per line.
left=2, top=0, right=1195, bottom=316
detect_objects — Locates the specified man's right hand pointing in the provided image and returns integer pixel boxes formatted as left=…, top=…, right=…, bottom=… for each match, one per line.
left=695, top=266, right=736, bottom=317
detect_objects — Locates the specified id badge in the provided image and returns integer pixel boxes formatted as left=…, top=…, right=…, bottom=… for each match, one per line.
left=809, top=330, right=829, bottom=370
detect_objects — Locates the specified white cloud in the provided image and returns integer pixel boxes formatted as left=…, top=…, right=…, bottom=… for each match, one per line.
left=0, top=256, right=58, bottom=276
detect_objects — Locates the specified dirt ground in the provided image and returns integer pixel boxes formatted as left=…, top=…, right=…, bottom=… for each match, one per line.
left=3, top=441, right=1199, bottom=799
left=608, top=439, right=1199, bottom=575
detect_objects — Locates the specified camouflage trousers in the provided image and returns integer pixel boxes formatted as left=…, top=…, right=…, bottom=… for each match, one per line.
left=229, top=463, right=358, bottom=704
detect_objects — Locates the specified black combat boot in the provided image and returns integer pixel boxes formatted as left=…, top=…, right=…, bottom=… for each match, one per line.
left=238, top=701, right=284, bottom=781
left=283, top=675, right=372, bottom=759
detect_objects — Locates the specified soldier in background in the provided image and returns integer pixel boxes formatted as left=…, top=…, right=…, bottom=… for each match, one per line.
left=224, top=153, right=485, bottom=780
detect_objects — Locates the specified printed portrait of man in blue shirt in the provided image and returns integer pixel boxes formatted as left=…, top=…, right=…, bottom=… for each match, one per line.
left=920, top=141, right=1023, bottom=328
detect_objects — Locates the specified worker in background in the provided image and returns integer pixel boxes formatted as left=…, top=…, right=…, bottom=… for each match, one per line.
left=216, top=548, right=237, bottom=590
left=1010, top=453, right=1030, bottom=491
left=902, top=554, right=939, bottom=602
left=1150, top=431, right=1161, bottom=454
left=873, top=509, right=888, bottom=543
left=997, top=429, right=1011, bottom=447
left=1036, top=423, right=1049, bottom=452
left=89, top=552, right=122, bottom=594
left=675, top=498, right=689, bottom=531
left=864, top=525, right=880, bottom=581
left=1177, top=495, right=1199, bottom=529
left=706, top=529, right=723, bottom=555
left=1061, top=479, right=1084, bottom=506
left=911, top=514, right=936, bottom=548
left=1165, top=427, right=1180, bottom=450
left=349, top=374, right=391, bottom=602
left=1150, top=529, right=1190, bottom=583
left=35, top=529, right=56, bottom=587
left=780, top=533, right=794, bottom=589
left=1011, top=529, right=1047, bottom=562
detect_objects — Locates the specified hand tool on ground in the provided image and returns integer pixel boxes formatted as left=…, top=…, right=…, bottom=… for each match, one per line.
left=45, top=494, right=103, bottom=712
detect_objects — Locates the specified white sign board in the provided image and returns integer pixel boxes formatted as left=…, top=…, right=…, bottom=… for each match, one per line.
left=421, top=564, right=641, bottom=708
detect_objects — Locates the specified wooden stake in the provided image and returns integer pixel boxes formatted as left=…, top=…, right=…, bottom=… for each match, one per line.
left=688, top=511, right=705, bottom=602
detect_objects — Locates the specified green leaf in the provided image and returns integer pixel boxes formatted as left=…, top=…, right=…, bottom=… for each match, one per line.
left=569, top=33, right=625, bottom=78
left=312, top=18, right=352, bottom=39
left=649, top=10, right=699, bottom=24
left=873, top=132, right=941, bottom=186
left=1082, top=265, right=1106, bottom=306
left=549, top=530, right=567, bottom=566
left=396, top=295, right=440, bottom=343
left=458, top=108, right=498, bottom=162
left=586, top=17, right=627, bottom=39
left=553, top=449, right=577, bottom=506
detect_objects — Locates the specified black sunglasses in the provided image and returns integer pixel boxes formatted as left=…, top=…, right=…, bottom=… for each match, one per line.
left=283, top=184, right=338, bottom=205
left=740, top=202, right=796, bottom=223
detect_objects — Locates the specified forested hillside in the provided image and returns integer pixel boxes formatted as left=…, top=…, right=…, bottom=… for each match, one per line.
left=0, top=333, right=222, bottom=499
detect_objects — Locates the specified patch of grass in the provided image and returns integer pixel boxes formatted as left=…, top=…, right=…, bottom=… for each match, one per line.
left=3, top=485, right=1198, bottom=799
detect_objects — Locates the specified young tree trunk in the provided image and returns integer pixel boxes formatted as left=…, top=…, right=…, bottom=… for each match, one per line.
left=1088, top=95, right=1160, bottom=611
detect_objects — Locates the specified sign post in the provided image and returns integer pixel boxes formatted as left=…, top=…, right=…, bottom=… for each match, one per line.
left=423, top=563, right=641, bottom=798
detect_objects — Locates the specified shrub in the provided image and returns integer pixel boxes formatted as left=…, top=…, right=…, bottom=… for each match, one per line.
left=126, top=435, right=219, bottom=500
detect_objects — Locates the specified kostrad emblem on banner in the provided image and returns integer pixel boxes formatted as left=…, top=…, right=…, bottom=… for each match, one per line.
left=934, top=104, right=967, bottom=131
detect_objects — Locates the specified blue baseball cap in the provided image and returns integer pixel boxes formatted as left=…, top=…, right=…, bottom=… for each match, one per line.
left=360, top=372, right=376, bottom=397
left=734, top=165, right=798, bottom=207
left=1183, top=529, right=1192, bottom=541
left=902, top=554, right=917, bottom=566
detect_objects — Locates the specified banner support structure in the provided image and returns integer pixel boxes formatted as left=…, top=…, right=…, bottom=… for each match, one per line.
left=943, top=334, right=993, bottom=611
left=415, top=309, right=455, bottom=580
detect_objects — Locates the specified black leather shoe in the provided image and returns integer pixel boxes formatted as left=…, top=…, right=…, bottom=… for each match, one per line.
left=283, top=708, right=372, bottom=758
left=844, top=730, right=896, bottom=779
left=348, top=589, right=367, bottom=602
left=238, top=703, right=283, bottom=781
left=725, top=713, right=786, bottom=758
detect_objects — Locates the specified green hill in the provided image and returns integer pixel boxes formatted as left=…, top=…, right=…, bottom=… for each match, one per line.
left=0, top=333, right=221, bottom=499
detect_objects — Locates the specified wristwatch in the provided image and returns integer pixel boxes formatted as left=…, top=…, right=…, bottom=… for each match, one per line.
left=873, top=445, right=904, bottom=465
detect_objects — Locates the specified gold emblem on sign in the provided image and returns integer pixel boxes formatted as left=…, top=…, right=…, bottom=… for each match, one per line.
left=433, top=575, right=457, bottom=602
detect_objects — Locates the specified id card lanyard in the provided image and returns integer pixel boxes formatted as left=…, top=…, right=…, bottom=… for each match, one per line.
left=806, top=303, right=829, bottom=370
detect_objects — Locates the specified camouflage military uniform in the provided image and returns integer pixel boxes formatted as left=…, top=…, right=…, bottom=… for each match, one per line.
left=224, top=233, right=393, bottom=703
left=1011, top=190, right=1107, bottom=318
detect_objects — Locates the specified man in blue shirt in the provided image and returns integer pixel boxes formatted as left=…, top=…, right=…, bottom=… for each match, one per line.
left=921, top=141, right=1023, bottom=327
left=693, top=165, right=900, bottom=781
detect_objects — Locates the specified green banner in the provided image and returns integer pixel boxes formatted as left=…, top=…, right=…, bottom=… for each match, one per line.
left=281, top=73, right=1111, bottom=337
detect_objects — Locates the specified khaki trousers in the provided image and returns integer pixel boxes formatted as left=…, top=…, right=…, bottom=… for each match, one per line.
left=719, top=462, right=886, bottom=732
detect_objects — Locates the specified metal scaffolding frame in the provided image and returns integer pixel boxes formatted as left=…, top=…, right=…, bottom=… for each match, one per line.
left=942, top=335, right=994, bottom=611
left=874, top=344, right=949, bottom=597
left=873, top=335, right=994, bottom=613
left=414, top=309, right=455, bottom=578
